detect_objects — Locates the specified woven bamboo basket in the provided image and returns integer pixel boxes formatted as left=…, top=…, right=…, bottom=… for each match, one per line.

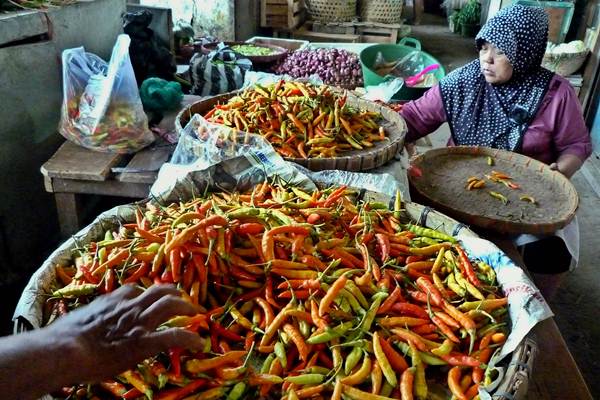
left=305, top=0, right=357, bottom=22
left=14, top=189, right=537, bottom=400
left=408, top=146, right=579, bottom=235
left=175, top=90, right=406, bottom=172
left=359, top=0, right=403, bottom=24
left=542, top=50, right=589, bottom=76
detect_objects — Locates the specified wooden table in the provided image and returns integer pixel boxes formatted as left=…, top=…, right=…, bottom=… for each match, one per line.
left=493, top=239, right=593, bottom=399
left=41, top=141, right=173, bottom=237
left=40, top=142, right=592, bottom=399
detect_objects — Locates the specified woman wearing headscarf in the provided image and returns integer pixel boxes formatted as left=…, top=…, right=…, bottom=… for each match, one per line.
left=400, top=5, right=592, bottom=299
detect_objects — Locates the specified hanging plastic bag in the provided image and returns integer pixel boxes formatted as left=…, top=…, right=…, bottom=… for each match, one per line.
left=58, top=34, right=154, bottom=153
left=189, top=43, right=253, bottom=96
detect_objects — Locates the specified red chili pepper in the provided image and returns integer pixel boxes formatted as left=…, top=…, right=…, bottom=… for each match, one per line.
left=375, top=233, right=390, bottom=262
left=168, top=347, right=183, bottom=377
left=377, top=286, right=403, bottom=314
left=123, top=262, right=150, bottom=284
left=441, top=353, right=483, bottom=367
left=169, top=248, right=182, bottom=283
left=236, top=222, right=265, bottom=235
left=454, top=245, right=481, bottom=288
left=155, top=379, right=208, bottom=400
left=391, top=302, right=430, bottom=319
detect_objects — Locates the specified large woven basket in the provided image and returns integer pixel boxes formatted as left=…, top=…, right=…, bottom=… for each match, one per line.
left=359, top=0, right=403, bottom=24
left=305, top=0, right=357, bottom=22
left=175, top=90, right=407, bottom=172
left=14, top=191, right=537, bottom=400
left=542, top=50, right=589, bottom=76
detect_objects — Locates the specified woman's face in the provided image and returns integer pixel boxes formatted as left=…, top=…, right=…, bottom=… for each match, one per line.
left=479, top=42, right=513, bottom=84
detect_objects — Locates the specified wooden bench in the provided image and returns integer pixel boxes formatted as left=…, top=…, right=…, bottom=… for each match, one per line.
left=41, top=141, right=173, bottom=237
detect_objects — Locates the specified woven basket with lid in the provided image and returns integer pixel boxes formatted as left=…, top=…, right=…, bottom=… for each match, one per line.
left=359, top=0, right=403, bottom=24
left=305, top=0, right=357, bottom=22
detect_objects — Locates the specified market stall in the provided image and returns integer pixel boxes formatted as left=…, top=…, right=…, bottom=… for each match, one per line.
left=2, top=0, right=598, bottom=399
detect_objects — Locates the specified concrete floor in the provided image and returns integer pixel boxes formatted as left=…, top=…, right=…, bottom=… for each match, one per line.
left=409, top=14, right=600, bottom=398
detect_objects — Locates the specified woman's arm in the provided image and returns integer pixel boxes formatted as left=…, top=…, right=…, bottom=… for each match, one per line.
left=399, top=85, right=448, bottom=143
left=549, top=78, right=592, bottom=178
left=549, top=154, right=584, bottom=179
left=0, top=285, right=203, bottom=399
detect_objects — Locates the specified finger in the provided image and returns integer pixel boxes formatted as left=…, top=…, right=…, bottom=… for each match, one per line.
left=137, top=328, right=204, bottom=356
left=128, top=284, right=181, bottom=310
left=549, top=163, right=558, bottom=170
left=138, top=294, right=199, bottom=329
left=103, top=284, right=142, bottom=303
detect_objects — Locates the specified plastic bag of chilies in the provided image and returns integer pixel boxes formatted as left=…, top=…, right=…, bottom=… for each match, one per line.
left=189, top=42, right=252, bottom=96
left=58, top=34, right=154, bottom=153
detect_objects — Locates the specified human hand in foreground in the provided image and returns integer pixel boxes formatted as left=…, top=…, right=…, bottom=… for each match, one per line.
left=49, top=284, right=203, bottom=383
left=0, top=284, right=202, bottom=400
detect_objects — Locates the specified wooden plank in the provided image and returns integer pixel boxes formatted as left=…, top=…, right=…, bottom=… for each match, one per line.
left=116, top=146, right=172, bottom=184
left=293, top=27, right=360, bottom=42
left=41, top=141, right=125, bottom=182
left=54, top=193, right=81, bottom=238
left=50, top=177, right=151, bottom=198
left=0, top=10, right=48, bottom=47
left=490, top=239, right=593, bottom=400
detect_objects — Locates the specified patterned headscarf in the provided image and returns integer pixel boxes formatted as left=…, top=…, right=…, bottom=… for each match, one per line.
left=439, top=5, right=554, bottom=151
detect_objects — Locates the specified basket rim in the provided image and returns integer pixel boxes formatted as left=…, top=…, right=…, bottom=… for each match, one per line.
left=175, top=88, right=407, bottom=171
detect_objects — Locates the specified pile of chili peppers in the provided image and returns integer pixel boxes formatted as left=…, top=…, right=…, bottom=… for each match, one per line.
left=61, top=98, right=152, bottom=153
left=48, top=183, right=509, bottom=400
left=202, top=81, right=387, bottom=159
left=466, top=169, right=536, bottom=205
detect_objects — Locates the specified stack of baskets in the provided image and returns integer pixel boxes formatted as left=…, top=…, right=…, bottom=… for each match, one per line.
left=360, top=0, right=403, bottom=24
left=304, top=0, right=357, bottom=22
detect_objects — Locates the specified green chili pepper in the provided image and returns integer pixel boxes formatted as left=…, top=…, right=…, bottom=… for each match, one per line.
left=345, top=280, right=369, bottom=309
left=52, top=283, right=97, bottom=298
left=393, top=189, right=402, bottom=219
left=284, top=374, right=324, bottom=385
left=274, top=341, right=287, bottom=369
left=260, top=353, right=275, bottom=374
left=487, top=156, right=494, bottom=166
left=446, top=273, right=466, bottom=297
left=394, top=342, right=447, bottom=366
left=405, top=223, right=457, bottom=243
left=309, top=366, right=331, bottom=375
left=344, top=346, right=363, bottom=375
left=361, top=291, right=388, bottom=332
left=410, top=343, right=428, bottom=400
left=489, top=191, right=508, bottom=204
left=226, top=382, right=247, bottom=400
left=307, top=321, right=353, bottom=344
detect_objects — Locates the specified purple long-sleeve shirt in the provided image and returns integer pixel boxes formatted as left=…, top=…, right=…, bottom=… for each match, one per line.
left=400, top=74, right=592, bottom=164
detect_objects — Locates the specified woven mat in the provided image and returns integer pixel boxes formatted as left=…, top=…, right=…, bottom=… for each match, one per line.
left=408, top=146, right=579, bottom=235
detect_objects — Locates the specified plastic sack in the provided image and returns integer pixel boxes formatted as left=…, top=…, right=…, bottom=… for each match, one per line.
left=189, top=43, right=252, bottom=96
left=58, top=34, right=154, bottom=153
left=151, top=114, right=405, bottom=202
left=372, top=50, right=438, bottom=88
left=363, top=77, right=405, bottom=102
left=243, top=70, right=323, bottom=89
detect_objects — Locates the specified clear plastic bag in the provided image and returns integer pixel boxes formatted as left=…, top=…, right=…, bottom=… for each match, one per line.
left=58, top=35, right=154, bottom=153
left=373, top=50, right=426, bottom=79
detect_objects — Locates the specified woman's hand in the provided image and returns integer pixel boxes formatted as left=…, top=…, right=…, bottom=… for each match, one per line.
left=47, top=284, right=203, bottom=384
left=549, top=154, right=584, bottom=179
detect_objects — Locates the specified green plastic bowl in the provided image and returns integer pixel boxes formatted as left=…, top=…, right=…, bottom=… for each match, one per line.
left=360, top=38, right=446, bottom=101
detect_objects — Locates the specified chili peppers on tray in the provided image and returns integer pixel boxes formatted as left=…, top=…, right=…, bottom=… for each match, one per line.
left=202, top=81, right=388, bottom=159
left=47, top=183, right=509, bottom=399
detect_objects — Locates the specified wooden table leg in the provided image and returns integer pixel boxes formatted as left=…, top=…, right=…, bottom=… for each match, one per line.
left=54, top=192, right=81, bottom=238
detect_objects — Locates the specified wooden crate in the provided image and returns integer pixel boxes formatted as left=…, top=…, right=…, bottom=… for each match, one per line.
left=310, top=20, right=402, bottom=43
left=261, top=0, right=305, bottom=29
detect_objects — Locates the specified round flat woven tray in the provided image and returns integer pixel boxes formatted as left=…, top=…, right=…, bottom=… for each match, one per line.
left=176, top=90, right=406, bottom=172
left=408, top=146, right=579, bottom=235
left=201, top=41, right=288, bottom=64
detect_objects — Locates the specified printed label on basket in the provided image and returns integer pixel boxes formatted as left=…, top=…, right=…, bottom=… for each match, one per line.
left=456, top=235, right=553, bottom=399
